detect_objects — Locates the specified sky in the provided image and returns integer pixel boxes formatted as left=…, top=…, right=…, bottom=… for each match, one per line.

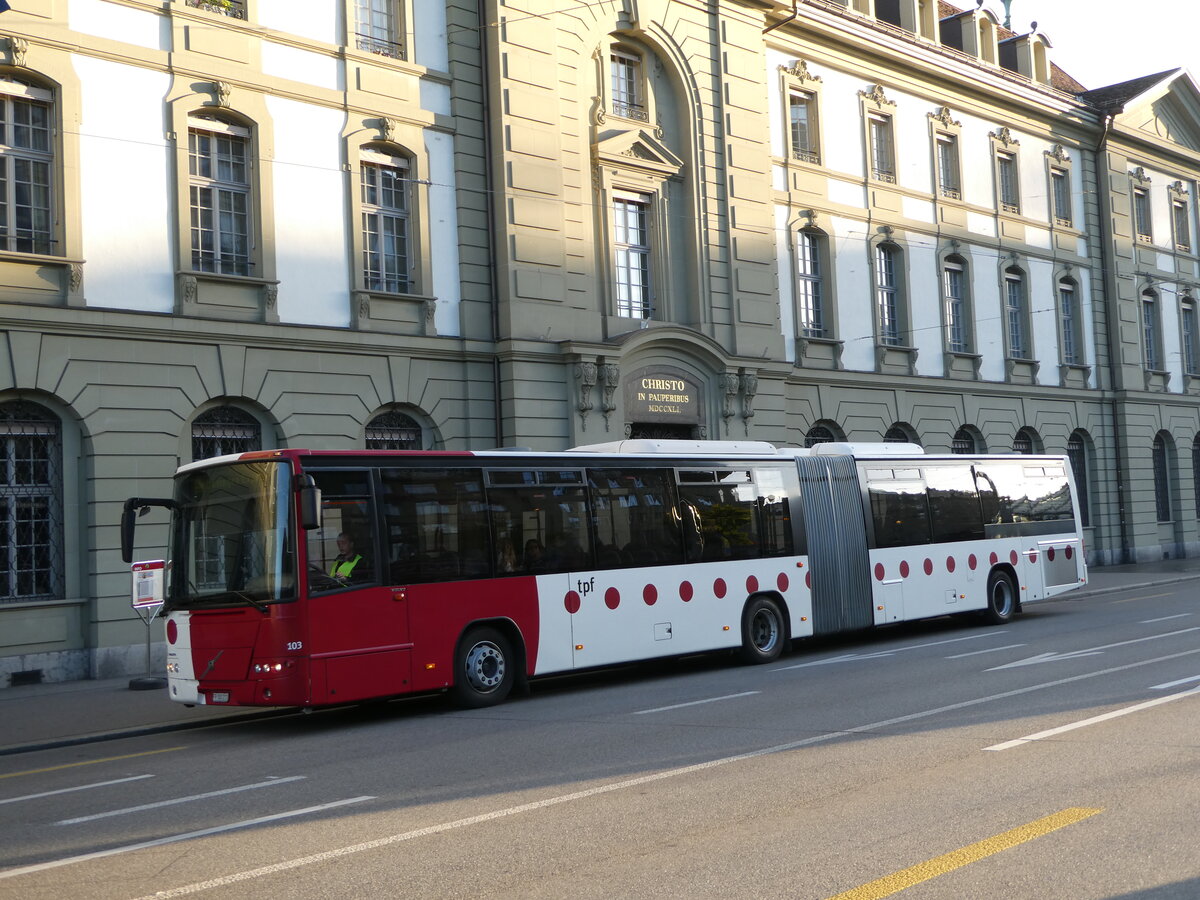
left=985, top=0, right=1200, bottom=89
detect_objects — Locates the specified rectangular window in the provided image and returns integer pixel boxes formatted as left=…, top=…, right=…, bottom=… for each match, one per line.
left=610, top=49, right=646, bottom=121
left=1153, top=439, right=1171, bottom=522
left=0, top=86, right=54, bottom=255
left=943, top=262, right=967, bottom=352
left=925, top=466, right=984, bottom=543
left=355, top=0, right=404, bottom=60
left=379, top=467, right=491, bottom=584
left=189, top=121, right=251, bottom=276
left=868, top=114, right=895, bottom=183
left=789, top=91, right=818, bottom=164
left=676, top=469, right=764, bottom=561
left=998, top=152, right=1019, bottom=212
left=361, top=155, right=410, bottom=294
left=1059, top=282, right=1079, bottom=365
left=1134, top=187, right=1152, bottom=241
left=868, top=478, right=931, bottom=548
left=1183, top=300, right=1199, bottom=375
left=936, top=134, right=959, bottom=199
left=795, top=231, right=824, bottom=337
left=588, top=469, right=682, bottom=568
left=1005, top=271, right=1026, bottom=358
left=1051, top=169, right=1071, bottom=226
left=1173, top=198, right=1191, bottom=251
left=1143, top=294, right=1160, bottom=370
left=876, top=245, right=900, bottom=345
left=613, top=194, right=652, bottom=318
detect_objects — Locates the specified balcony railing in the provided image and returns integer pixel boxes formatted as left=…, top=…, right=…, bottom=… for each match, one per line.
left=185, top=0, right=246, bottom=19
left=355, top=33, right=406, bottom=61
left=792, top=148, right=820, bottom=165
left=610, top=101, right=649, bottom=122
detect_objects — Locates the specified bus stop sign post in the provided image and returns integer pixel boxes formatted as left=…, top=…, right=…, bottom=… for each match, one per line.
left=129, top=560, right=166, bottom=691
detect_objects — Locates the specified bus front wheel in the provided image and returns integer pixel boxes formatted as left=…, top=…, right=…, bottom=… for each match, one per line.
left=984, top=570, right=1017, bottom=625
left=451, top=626, right=515, bottom=708
left=740, top=596, right=785, bottom=664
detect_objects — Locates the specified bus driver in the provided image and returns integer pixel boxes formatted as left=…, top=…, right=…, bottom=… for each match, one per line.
left=330, top=532, right=365, bottom=583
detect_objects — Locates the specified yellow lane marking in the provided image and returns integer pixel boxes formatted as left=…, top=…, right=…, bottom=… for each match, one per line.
left=0, top=747, right=185, bottom=779
left=827, top=807, right=1103, bottom=900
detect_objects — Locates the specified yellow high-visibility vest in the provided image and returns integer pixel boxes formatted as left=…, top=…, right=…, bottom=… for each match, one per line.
left=330, top=554, right=361, bottom=578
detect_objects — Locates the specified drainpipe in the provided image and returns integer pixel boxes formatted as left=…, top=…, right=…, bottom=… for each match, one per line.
left=1092, top=109, right=1131, bottom=564
left=763, top=0, right=799, bottom=34
left=478, top=0, right=504, bottom=447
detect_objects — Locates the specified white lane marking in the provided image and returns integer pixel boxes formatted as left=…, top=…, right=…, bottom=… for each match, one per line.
left=987, top=627, right=1200, bottom=671
left=1111, top=592, right=1176, bottom=605
left=945, top=643, right=1026, bottom=660
left=55, top=776, right=305, bottom=825
left=634, top=691, right=760, bottom=715
left=984, top=686, right=1200, bottom=751
left=1150, top=674, right=1200, bottom=690
left=775, top=630, right=1009, bottom=670
left=0, top=797, right=373, bottom=880
left=0, top=775, right=154, bottom=806
left=1140, top=614, right=1191, bottom=624
left=126, top=646, right=1200, bottom=899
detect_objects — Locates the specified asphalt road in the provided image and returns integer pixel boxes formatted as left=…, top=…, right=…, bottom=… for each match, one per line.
left=2, top=582, right=1199, bottom=899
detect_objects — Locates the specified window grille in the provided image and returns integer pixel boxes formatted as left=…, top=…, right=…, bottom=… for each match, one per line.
left=366, top=410, right=422, bottom=450
left=951, top=429, right=975, bottom=454
left=804, top=426, right=835, bottom=448
left=355, top=0, right=405, bottom=59
left=1067, top=433, right=1090, bottom=527
left=610, top=50, right=647, bottom=121
left=1012, top=431, right=1034, bottom=454
left=0, top=401, right=63, bottom=603
left=1153, top=435, right=1171, bottom=522
left=192, top=407, right=261, bottom=460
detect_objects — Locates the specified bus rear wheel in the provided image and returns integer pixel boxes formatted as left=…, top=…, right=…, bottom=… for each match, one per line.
left=451, top=626, right=515, bottom=708
left=984, top=570, right=1017, bottom=625
left=740, top=596, right=785, bottom=664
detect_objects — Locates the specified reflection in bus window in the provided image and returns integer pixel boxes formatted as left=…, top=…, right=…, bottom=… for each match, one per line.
left=378, top=468, right=490, bottom=584
left=925, top=466, right=984, bottom=543
left=588, top=468, right=682, bottom=569
left=486, top=470, right=591, bottom=575
left=676, top=469, right=760, bottom=561
left=868, top=478, right=931, bottom=548
left=307, top=469, right=378, bottom=593
left=975, top=461, right=1074, bottom=533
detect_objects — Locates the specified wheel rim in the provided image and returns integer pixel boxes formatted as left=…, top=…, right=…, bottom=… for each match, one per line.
left=750, top=608, right=780, bottom=653
left=463, top=640, right=506, bottom=693
left=992, top=579, right=1014, bottom=617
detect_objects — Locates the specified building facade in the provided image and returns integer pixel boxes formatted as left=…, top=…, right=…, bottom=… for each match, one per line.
left=1, top=0, right=1198, bottom=686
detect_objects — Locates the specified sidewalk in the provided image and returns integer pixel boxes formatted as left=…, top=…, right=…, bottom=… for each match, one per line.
left=2, top=558, right=1199, bottom=757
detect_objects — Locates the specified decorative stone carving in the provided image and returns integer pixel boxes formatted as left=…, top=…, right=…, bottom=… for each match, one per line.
left=213, top=81, right=232, bottom=108
left=1048, top=143, right=1069, bottom=163
left=264, top=284, right=278, bottom=309
left=740, top=370, right=758, bottom=422
left=1130, top=166, right=1150, bottom=184
left=782, top=59, right=821, bottom=83
left=929, top=106, right=959, bottom=128
left=181, top=275, right=198, bottom=305
left=600, top=361, right=619, bottom=425
left=575, top=361, right=597, bottom=430
left=380, top=117, right=398, bottom=143
left=990, top=126, right=1019, bottom=147
left=9, top=37, right=28, bottom=69
left=720, top=372, right=740, bottom=422
left=858, top=84, right=894, bottom=107
left=69, top=264, right=83, bottom=293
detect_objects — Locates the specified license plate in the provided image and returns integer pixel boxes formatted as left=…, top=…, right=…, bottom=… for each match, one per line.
left=210, top=691, right=230, bottom=703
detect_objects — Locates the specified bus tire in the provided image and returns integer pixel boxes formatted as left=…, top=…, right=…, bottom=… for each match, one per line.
left=451, top=626, right=515, bottom=708
left=983, top=569, right=1017, bottom=625
left=740, top=596, right=785, bottom=664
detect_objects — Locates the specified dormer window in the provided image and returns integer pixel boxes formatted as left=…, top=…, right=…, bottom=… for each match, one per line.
left=609, top=47, right=647, bottom=122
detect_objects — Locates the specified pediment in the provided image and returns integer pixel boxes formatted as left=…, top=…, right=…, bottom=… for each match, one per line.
left=1115, top=71, right=1200, bottom=151
left=593, top=128, right=684, bottom=177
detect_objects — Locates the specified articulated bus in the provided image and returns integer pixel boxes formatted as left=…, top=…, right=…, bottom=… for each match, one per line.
left=120, top=440, right=1086, bottom=709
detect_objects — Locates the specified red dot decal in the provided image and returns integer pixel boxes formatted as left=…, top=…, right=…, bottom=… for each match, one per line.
left=990, top=552, right=999, bottom=566
left=968, top=553, right=978, bottom=570
left=564, top=591, right=581, bottom=614
left=714, top=578, right=727, bottom=599
left=1029, top=550, right=1038, bottom=564
left=643, top=584, right=658, bottom=606
left=1010, top=550, right=1019, bottom=566
left=805, top=571, right=812, bottom=589
left=777, top=572, right=789, bottom=592
left=946, top=556, right=956, bottom=573
left=680, top=581, right=694, bottom=602
left=1065, top=546, right=1073, bottom=559
left=605, top=587, right=620, bottom=610
left=746, top=575, right=759, bottom=593
left=900, top=560, right=910, bottom=578
left=166, top=619, right=178, bottom=644
left=1047, top=547, right=1056, bottom=561
left=923, top=558, right=934, bottom=576
left=874, top=563, right=886, bottom=581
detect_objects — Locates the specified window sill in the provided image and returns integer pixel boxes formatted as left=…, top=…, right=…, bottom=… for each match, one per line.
left=796, top=335, right=843, bottom=370
left=875, top=343, right=917, bottom=376
left=1058, top=363, right=1091, bottom=389
left=1004, top=357, right=1040, bottom=384
left=943, top=350, right=981, bottom=380
left=354, top=290, right=437, bottom=335
left=0, top=254, right=86, bottom=307
left=1143, top=369, right=1170, bottom=392
left=177, top=272, right=280, bottom=323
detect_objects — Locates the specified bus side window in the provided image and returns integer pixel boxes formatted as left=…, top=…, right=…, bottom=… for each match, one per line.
left=588, top=468, right=683, bottom=569
left=926, top=466, right=984, bottom=543
left=868, top=479, right=931, bottom=548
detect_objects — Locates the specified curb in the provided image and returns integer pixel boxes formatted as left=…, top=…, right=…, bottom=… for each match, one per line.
left=1055, top=572, right=1200, bottom=602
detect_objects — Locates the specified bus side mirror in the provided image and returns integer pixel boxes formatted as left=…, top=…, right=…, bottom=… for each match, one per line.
left=120, top=505, right=136, bottom=564
left=298, top=477, right=322, bottom=530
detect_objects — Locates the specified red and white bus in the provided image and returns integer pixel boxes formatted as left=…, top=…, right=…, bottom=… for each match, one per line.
left=121, top=440, right=1086, bottom=709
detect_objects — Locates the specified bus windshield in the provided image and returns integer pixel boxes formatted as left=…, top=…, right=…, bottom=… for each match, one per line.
left=167, top=461, right=297, bottom=610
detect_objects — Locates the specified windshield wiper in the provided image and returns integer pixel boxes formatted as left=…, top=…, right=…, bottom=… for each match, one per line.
left=228, top=589, right=269, bottom=614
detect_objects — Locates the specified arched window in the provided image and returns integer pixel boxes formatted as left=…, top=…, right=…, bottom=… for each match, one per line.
left=1012, top=427, right=1039, bottom=454
left=942, top=256, right=970, bottom=353
left=191, top=406, right=262, bottom=460
left=875, top=243, right=904, bottom=346
left=366, top=410, right=422, bottom=450
left=804, top=424, right=837, bottom=448
left=1153, top=433, right=1171, bottom=522
left=884, top=423, right=918, bottom=445
left=795, top=229, right=827, bottom=338
left=0, top=75, right=55, bottom=255
left=952, top=427, right=980, bottom=454
left=1193, top=434, right=1200, bottom=521
left=1067, top=430, right=1091, bottom=527
left=1142, top=290, right=1161, bottom=371
left=0, top=400, right=63, bottom=602
left=1058, top=278, right=1081, bottom=366
left=1004, top=267, right=1029, bottom=358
